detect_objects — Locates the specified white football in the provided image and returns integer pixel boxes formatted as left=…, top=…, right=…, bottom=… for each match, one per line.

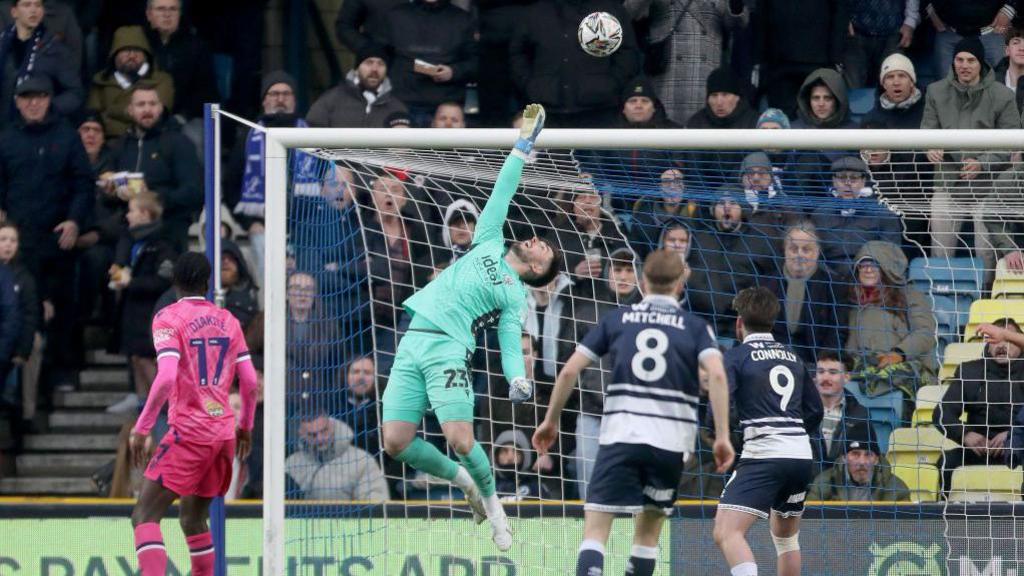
left=577, top=12, right=623, bottom=58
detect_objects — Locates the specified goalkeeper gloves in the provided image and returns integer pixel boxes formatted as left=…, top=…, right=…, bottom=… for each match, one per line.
left=513, top=103, right=546, bottom=160
left=509, top=377, right=534, bottom=404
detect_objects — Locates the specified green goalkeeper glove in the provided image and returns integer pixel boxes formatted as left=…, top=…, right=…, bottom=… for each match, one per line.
left=513, top=103, right=546, bottom=159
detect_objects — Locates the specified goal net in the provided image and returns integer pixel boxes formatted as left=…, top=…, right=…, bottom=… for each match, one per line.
left=260, top=127, right=1024, bottom=575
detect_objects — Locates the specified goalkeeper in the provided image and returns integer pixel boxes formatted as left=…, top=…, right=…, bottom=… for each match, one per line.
left=381, top=104, right=562, bottom=551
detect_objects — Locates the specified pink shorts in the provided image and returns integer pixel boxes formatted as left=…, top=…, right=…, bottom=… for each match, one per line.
left=145, top=429, right=235, bottom=498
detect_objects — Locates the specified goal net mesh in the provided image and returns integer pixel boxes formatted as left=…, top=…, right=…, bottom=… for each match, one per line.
left=278, top=140, right=1024, bottom=575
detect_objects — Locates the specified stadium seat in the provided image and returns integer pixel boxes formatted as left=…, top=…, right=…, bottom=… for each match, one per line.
left=991, top=262, right=1024, bottom=299
left=845, top=382, right=903, bottom=452
left=964, top=300, right=1024, bottom=341
left=891, top=463, right=941, bottom=502
left=909, top=257, right=984, bottom=300
left=949, top=466, right=1024, bottom=502
left=848, top=88, right=876, bottom=123
left=939, top=342, right=985, bottom=382
left=887, top=427, right=956, bottom=467
left=912, top=385, right=947, bottom=426
left=931, top=294, right=971, bottom=335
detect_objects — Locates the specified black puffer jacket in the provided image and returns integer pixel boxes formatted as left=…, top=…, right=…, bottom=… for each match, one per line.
left=383, top=0, right=477, bottom=107
left=0, top=25, right=83, bottom=128
left=510, top=0, right=640, bottom=115
left=935, top=355, right=1024, bottom=445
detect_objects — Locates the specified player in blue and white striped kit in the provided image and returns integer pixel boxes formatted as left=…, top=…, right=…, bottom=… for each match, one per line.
left=533, top=249, right=735, bottom=576
left=714, top=287, right=824, bottom=576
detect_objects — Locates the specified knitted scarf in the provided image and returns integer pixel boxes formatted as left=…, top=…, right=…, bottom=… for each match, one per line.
left=235, top=117, right=312, bottom=218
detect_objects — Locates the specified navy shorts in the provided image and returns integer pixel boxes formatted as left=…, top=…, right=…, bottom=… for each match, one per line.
left=718, top=458, right=814, bottom=519
left=585, top=443, right=685, bottom=516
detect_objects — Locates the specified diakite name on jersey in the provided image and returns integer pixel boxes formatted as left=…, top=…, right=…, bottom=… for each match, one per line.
left=621, top=311, right=685, bottom=330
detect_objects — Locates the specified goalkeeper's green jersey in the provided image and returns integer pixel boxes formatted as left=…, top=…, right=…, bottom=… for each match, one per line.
left=402, top=153, right=529, bottom=382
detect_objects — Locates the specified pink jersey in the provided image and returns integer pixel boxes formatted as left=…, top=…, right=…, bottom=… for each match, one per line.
left=142, top=297, right=250, bottom=444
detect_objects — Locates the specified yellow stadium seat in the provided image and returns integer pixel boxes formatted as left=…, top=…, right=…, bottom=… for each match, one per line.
left=888, top=427, right=957, bottom=467
left=911, top=385, right=947, bottom=426
left=891, top=463, right=940, bottom=502
left=964, top=300, right=1024, bottom=341
left=939, top=342, right=985, bottom=383
left=949, top=466, right=1024, bottom=502
left=992, top=260, right=1024, bottom=299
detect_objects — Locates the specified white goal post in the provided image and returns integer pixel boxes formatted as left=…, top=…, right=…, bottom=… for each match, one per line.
left=260, top=127, right=1024, bottom=576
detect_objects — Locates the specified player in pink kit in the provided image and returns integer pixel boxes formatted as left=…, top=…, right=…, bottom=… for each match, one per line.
left=128, top=252, right=259, bottom=576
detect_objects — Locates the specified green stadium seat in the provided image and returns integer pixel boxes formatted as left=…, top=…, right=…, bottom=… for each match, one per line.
left=949, top=466, right=1024, bottom=502
left=891, top=462, right=940, bottom=502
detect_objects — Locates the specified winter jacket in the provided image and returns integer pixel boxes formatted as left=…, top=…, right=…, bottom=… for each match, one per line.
left=525, top=272, right=575, bottom=381
left=510, top=0, right=640, bottom=116
left=383, top=0, right=477, bottom=108
left=844, top=241, right=938, bottom=376
left=107, top=117, right=202, bottom=251
left=333, top=0, right=406, bottom=54
left=0, top=1, right=82, bottom=72
left=921, top=68, right=1019, bottom=176
left=755, top=0, right=847, bottom=68
left=0, top=114, right=93, bottom=260
left=936, top=355, right=1024, bottom=445
left=284, top=418, right=390, bottom=501
left=623, top=0, right=747, bottom=124
left=849, top=0, right=918, bottom=36
left=492, top=429, right=550, bottom=500
left=142, top=23, right=217, bottom=120
left=87, top=26, right=175, bottom=137
left=793, top=68, right=856, bottom=129
left=862, top=88, right=928, bottom=129
left=287, top=304, right=342, bottom=393
left=686, top=101, right=761, bottom=188
left=0, top=262, right=19, bottom=367
left=549, top=211, right=627, bottom=296
left=768, top=264, right=846, bottom=364
left=810, top=196, right=903, bottom=267
left=988, top=170, right=1024, bottom=257
left=86, top=145, right=127, bottom=245
left=810, top=391, right=871, bottom=473
left=807, top=456, right=911, bottom=501
left=0, top=25, right=83, bottom=128
left=993, top=57, right=1024, bottom=116
left=221, top=239, right=259, bottom=331
left=628, top=204, right=702, bottom=258
left=928, top=1, right=1013, bottom=35
left=7, top=260, right=36, bottom=359
left=414, top=198, right=480, bottom=289
left=306, top=70, right=408, bottom=128
left=113, top=222, right=177, bottom=357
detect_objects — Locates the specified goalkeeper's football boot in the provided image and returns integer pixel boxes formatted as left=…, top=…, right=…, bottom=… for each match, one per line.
left=462, top=476, right=488, bottom=525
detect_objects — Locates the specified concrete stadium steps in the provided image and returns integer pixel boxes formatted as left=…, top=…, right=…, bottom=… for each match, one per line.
left=0, top=476, right=97, bottom=495
left=16, top=453, right=114, bottom=477
left=24, top=433, right=120, bottom=452
left=48, top=410, right=131, bottom=431
left=54, top=391, right=129, bottom=409
left=79, top=368, right=130, bottom=391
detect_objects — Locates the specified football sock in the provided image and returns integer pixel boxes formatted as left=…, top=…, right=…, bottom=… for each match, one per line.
left=134, top=523, right=167, bottom=576
left=457, top=441, right=496, bottom=498
left=577, top=539, right=605, bottom=576
left=395, top=437, right=459, bottom=482
left=626, top=545, right=657, bottom=576
left=186, top=532, right=215, bottom=576
left=731, top=561, right=758, bottom=576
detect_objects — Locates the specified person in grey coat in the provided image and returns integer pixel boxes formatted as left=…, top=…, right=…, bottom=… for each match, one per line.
left=285, top=413, right=390, bottom=501
left=623, top=0, right=747, bottom=125
left=306, top=44, right=408, bottom=129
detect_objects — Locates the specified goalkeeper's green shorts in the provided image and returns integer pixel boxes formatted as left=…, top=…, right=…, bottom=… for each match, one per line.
left=381, top=329, right=475, bottom=424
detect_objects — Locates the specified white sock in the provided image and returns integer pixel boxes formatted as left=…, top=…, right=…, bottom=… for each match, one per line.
left=631, top=545, right=657, bottom=559
left=453, top=466, right=475, bottom=493
left=731, top=561, right=758, bottom=576
left=580, top=539, right=605, bottom=554
left=483, top=494, right=504, bottom=519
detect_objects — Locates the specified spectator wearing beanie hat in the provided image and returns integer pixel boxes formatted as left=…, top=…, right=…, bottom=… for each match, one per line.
left=922, top=35, right=1019, bottom=267
left=863, top=53, right=926, bottom=129
left=807, top=421, right=910, bottom=502
left=994, top=25, right=1024, bottom=115
left=685, top=67, right=758, bottom=187
left=617, top=76, right=678, bottom=128
left=930, top=2, right=1014, bottom=77
left=306, top=43, right=408, bottom=129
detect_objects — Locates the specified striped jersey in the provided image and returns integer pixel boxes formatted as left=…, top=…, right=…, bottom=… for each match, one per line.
left=149, top=298, right=251, bottom=443
left=577, top=294, right=721, bottom=453
left=725, top=333, right=823, bottom=460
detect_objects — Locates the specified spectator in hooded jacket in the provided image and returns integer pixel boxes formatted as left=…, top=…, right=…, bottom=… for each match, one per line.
left=995, top=25, right=1024, bottom=115
left=768, top=222, right=845, bottom=364
left=921, top=36, right=1019, bottom=268
left=493, top=428, right=552, bottom=500
left=622, top=0, right=747, bottom=124
left=510, top=0, right=640, bottom=127
left=108, top=85, right=201, bottom=252
left=0, top=75, right=91, bottom=398
left=755, top=0, right=848, bottom=118
left=843, top=0, right=919, bottom=89
left=306, top=44, right=408, bottom=129
left=811, top=156, right=902, bottom=268
left=790, top=68, right=858, bottom=195
left=221, top=239, right=258, bottom=332
left=382, top=0, right=476, bottom=128
left=0, top=0, right=83, bottom=129
left=142, top=0, right=216, bottom=125
left=928, top=1, right=1015, bottom=75
left=935, top=317, right=1024, bottom=493
left=810, top=351, right=869, bottom=474
left=87, top=25, right=174, bottom=138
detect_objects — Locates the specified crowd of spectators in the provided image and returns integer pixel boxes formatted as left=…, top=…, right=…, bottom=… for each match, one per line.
left=1, top=0, right=1024, bottom=506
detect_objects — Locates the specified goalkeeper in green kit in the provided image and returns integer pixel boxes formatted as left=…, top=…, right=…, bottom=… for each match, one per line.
left=381, top=104, right=562, bottom=550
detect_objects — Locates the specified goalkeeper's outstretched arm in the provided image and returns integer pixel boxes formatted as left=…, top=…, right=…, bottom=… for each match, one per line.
left=472, top=104, right=545, bottom=245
